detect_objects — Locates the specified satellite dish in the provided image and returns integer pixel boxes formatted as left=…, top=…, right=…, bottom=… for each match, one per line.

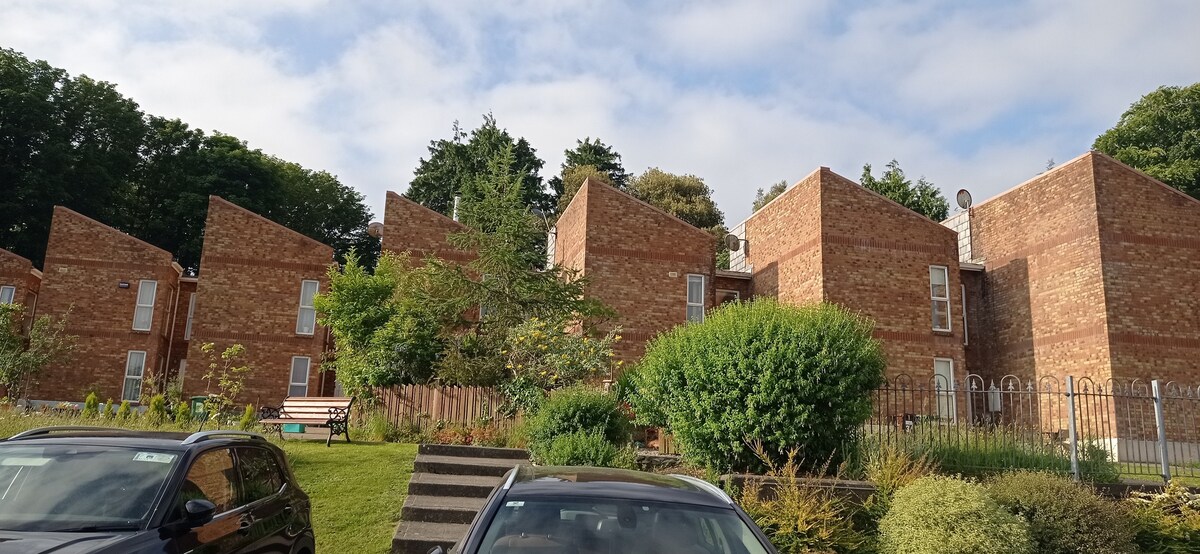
left=956, top=189, right=973, bottom=210
left=724, top=233, right=742, bottom=252
left=367, top=222, right=384, bottom=238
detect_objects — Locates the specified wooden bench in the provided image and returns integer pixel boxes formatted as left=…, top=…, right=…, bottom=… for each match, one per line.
left=259, top=397, right=354, bottom=447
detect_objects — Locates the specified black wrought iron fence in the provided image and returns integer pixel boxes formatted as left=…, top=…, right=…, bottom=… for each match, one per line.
left=865, top=373, right=1200, bottom=482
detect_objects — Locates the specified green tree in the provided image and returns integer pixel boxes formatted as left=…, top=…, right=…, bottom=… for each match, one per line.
left=199, top=342, right=253, bottom=423
left=555, top=165, right=615, bottom=214
left=860, top=160, right=950, bottom=221
left=753, top=180, right=788, bottom=212
left=0, top=303, right=76, bottom=400
left=0, top=48, right=147, bottom=267
left=550, top=137, right=629, bottom=212
left=1094, top=83, right=1200, bottom=199
left=407, top=114, right=550, bottom=216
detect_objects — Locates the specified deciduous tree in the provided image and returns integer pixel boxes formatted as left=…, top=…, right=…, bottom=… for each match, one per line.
left=1094, top=83, right=1200, bottom=199
left=0, top=304, right=76, bottom=400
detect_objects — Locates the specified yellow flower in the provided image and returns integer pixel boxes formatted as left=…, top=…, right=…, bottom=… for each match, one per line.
left=506, top=363, right=514, bottom=369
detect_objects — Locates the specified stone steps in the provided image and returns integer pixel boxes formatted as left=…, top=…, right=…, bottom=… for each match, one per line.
left=392, top=445, right=529, bottom=554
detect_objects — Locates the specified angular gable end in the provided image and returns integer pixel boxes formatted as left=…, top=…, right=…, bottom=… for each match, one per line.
left=581, top=178, right=716, bottom=244
left=381, top=191, right=473, bottom=262
left=48, top=207, right=174, bottom=265
left=204, top=196, right=334, bottom=261
left=817, top=168, right=958, bottom=239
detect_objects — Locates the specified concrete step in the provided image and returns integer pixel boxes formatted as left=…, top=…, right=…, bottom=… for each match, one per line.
left=392, top=520, right=468, bottom=554
left=409, top=472, right=503, bottom=498
left=413, top=454, right=523, bottom=477
left=401, top=494, right=488, bottom=525
left=418, top=443, right=530, bottom=460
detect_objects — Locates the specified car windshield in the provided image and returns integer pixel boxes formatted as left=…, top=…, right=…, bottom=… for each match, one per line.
left=0, top=444, right=179, bottom=532
left=477, top=497, right=770, bottom=554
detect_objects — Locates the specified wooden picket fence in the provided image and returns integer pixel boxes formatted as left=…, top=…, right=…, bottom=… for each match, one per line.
left=374, top=384, right=519, bottom=431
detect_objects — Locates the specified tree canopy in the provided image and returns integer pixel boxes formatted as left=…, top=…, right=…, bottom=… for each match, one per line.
left=859, top=160, right=950, bottom=221
left=753, top=180, right=789, bottom=212
left=0, top=48, right=375, bottom=272
left=407, top=114, right=551, bottom=216
left=551, top=137, right=628, bottom=213
left=1094, top=83, right=1200, bottom=199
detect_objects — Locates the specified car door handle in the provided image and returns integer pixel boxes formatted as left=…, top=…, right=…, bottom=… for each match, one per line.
left=283, top=505, right=294, bottom=515
left=238, top=515, right=255, bottom=535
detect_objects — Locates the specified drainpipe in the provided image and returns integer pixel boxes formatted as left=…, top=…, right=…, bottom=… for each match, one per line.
left=162, top=282, right=181, bottom=395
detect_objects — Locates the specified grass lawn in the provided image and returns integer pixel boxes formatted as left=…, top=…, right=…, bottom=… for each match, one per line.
left=0, top=412, right=417, bottom=553
left=284, top=440, right=417, bottom=553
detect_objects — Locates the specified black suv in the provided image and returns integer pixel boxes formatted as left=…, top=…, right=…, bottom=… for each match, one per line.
left=0, top=427, right=314, bottom=554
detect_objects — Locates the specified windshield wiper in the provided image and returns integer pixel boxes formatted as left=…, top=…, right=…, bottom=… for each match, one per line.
left=55, top=524, right=141, bottom=533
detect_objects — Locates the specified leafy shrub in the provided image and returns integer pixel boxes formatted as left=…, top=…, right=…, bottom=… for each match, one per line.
left=538, top=431, right=637, bottom=469
left=81, top=393, right=99, bottom=418
left=630, top=300, right=885, bottom=472
left=174, top=400, right=192, bottom=425
left=526, top=386, right=630, bottom=463
left=855, top=440, right=938, bottom=534
left=879, top=475, right=1032, bottom=554
left=238, top=404, right=256, bottom=431
left=1127, top=480, right=1200, bottom=553
left=988, top=471, right=1135, bottom=554
left=103, top=398, right=116, bottom=419
left=116, top=400, right=132, bottom=420
left=147, top=394, right=167, bottom=425
left=496, top=317, right=621, bottom=413
left=739, top=446, right=872, bottom=553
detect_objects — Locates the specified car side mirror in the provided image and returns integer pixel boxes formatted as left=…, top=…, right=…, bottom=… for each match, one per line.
left=426, top=547, right=445, bottom=554
left=184, top=499, right=217, bottom=528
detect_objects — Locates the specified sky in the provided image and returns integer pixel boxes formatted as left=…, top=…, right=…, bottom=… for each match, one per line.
left=4, top=0, right=1199, bottom=226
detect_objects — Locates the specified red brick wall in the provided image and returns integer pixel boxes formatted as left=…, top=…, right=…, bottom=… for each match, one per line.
left=1089, top=153, right=1200, bottom=440
left=817, top=169, right=966, bottom=382
left=34, top=207, right=180, bottom=402
left=184, top=197, right=334, bottom=408
left=566, top=179, right=716, bottom=364
left=744, top=171, right=823, bottom=304
left=969, top=154, right=1112, bottom=387
left=713, top=273, right=751, bottom=303
left=0, top=248, right=39, bottom=309
left=167, top=279, right=198, bottom=383
left=553, top=182, right=588, bottom=274
left=381, top=191, right=474, bottom=263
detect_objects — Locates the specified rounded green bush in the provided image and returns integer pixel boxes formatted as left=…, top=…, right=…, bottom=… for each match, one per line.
left=879, top=475, right=1032, bottom=554
left=539, top=431, right=637, bottom=469
left=988, top=471, right=1136, bottom=554
left=630, top=300, right=885, bottom=471
left=526, top=386, right=629, bottom=463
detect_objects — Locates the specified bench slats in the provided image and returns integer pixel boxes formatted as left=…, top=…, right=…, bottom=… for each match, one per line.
left=259, top=396, right=355, bottom=447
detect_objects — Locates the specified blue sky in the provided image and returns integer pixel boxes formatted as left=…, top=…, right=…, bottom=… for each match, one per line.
left=4, top=0, right=1199, bottom=225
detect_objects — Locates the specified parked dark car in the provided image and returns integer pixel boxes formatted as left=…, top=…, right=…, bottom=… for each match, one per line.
left=0, top=427, right=314, bottom=554
left=432, top=465, right=777, bottom=554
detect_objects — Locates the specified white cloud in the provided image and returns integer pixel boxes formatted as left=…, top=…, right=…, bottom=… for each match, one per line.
left=2, top=0, right=1196, bottom=225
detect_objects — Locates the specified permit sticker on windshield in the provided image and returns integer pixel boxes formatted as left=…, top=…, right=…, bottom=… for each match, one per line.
left=133, top=452, right=176, bottom=464
left=505, top=501, right=525, bottom=507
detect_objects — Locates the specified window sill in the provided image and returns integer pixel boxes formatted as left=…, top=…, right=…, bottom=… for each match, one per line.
left=932, top=329, right=954, bottom=336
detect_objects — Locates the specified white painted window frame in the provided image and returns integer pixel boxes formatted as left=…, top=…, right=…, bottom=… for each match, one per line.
left=295, top=280, right=319, bottom=336
left=933, top=357, right=956, bottom=421
left=122, top=350, right=147, bottom=402
left=929, top=266, right=952, bottom=332
left=289, top=356, right=311, bottom=397
left=686, top=274, right=706, bottom=323
left=132, top=280, right=157, bottom=331
left=0, top=286, right=15, bottom=305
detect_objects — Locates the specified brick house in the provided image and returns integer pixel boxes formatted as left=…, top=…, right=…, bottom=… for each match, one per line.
left=555, top=178, right=718, bottom=363
left=0, top=247, right=41, bottom=311
left=34, top=207, right=183, bottom=403
left=734, top=167, right=967, bottom=386
left=381, top=191, right=474, bottom=263
left=182, top=196, right=335, bottom=408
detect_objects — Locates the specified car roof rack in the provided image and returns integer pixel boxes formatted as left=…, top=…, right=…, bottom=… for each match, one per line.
left=181, top=431, right=267, bottom=445
left=7, top=426, right=144, bottom=440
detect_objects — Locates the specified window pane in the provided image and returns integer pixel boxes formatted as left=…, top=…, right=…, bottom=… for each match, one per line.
left=179, top=449, right=237, bottom=514
left=290, top=357, right=310, bottom=383
left=687, top=275, right=704, bottom=304
left=133, top=306, right=153, bottom=331
left=122, top=378, right=142, bottom=402
left=126, top=352, right=146, bottom=377
left=929, top=267, right=947, bottom=286
left=136, top=281, right=157, bottom=305
left=184, top=293, right=196, bottom=339
left=932, top=300, right=950, bottom=330
left=687, top=305, right=704, bottom=323
left=296, top=308, right=316, bottom=335
left=0, top=286, right=14, bottom=304
left=288, top=384, right=308, bottom=397
left=300, top=280, right=318, bottom=307
left=237, top=448, right=284, bottom=505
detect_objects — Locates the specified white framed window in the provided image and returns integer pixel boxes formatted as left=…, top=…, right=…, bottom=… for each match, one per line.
left=295, top=280, right=319, bottom=336
left=289, top=357, right=311, bottom=397
left=686, top=274, right=706, bottom=323
left=929, top=266, right=951, bottom=331
left=122, top=351, right=146, bottom=402
left=183, top=292, right=196, bottom=340
left=716, top=289, right=740, bottom=306
left=132, top=280, right=157, bottom=331
left=0, top=286, right=15, bottom=304
left=933, top=358, right=956, bottom=420
left=178, top=359, right=187, bottom=383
